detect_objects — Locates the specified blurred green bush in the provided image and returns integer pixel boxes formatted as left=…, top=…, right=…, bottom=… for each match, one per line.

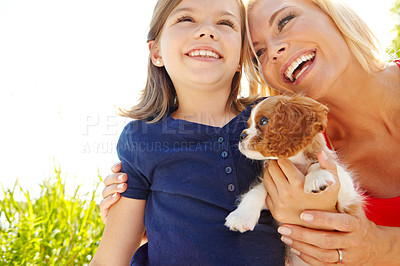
left=0, top=168, right=104, bottom=265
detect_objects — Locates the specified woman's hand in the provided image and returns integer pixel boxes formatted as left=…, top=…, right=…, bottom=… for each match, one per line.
left=100, top=162, right=128, bottom=223
left=263, top=151, right=340, bottom=228
left=265, top=151, right=400, bottom=265
left=278, top=211, right=399, bottom=265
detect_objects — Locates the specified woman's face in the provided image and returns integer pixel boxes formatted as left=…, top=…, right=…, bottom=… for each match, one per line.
left=248, top=0, right=352, bottom=99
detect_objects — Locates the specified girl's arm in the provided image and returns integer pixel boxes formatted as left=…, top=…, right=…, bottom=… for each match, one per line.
left=90, top=197, right=146, bottom=266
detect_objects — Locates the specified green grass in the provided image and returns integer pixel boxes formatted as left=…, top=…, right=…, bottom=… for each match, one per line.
left=0, top=167, right=104, bottom=265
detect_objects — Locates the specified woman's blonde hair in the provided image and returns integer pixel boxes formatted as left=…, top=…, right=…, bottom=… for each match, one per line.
left=121, top=0, right=257, bottom=123
left=245, top=0, right=389, bottom=95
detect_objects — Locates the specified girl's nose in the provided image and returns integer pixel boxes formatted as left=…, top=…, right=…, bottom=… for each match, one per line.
left=195, top=24, right=219, bottom=40
left=199, top=33, right=215, bottom=39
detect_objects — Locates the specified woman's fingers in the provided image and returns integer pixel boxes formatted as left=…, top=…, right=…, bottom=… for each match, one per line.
left=276, top=158, right=305, bottom=186
left=103, top=172, right=127, bottom=187
left=111, top=162, right=122, bottom=173
left=287, top=239, right=342, bottom=265
left=317, top=151, right=336, bottom=171
left=300, top=211, right=358, bottom=232
left=266, top=160, right=290, bottom=189
left=291, top=247, right=341, bottom=266
left=263, top=163, right=278, bottom=199
left=102, top=183, right=127, bottom=199
left=99, top=192, right=121, bottom=223
left=279, top=225, right=346, bottom=265
left=99, top=162, right=126, bottom=223
left=280, top=224, right=344, bottom=249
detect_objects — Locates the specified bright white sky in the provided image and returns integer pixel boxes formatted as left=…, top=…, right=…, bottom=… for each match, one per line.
left=0, top=0, right=397, bottom=200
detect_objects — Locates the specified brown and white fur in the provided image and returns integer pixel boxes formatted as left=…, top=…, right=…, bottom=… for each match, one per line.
left=225, top=95, right=364, bottom=265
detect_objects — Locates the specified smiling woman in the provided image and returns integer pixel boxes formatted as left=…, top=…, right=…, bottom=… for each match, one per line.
left=247, top=0, right=387, bottom=98
left=244, top=0, right=400, bottom=265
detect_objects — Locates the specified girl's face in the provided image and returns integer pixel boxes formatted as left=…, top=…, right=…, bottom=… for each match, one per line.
left=155, top=0, right=242, bottom=92
left=248, top=0, right=352, bottom=99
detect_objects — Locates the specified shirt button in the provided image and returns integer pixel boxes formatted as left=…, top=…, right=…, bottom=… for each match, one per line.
left=227, top=184, right=235, bottom=192
left=221, top=151, right=228, bottom=158
left=225, top=166, right=232, bottom=174
left=218, top=136, right=224, bottom=143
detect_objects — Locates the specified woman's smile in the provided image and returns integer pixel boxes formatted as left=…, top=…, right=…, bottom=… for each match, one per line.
left=282, top=50, right=315, bottom=83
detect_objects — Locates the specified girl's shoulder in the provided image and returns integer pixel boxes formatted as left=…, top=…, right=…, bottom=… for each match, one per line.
left=245, top=96, right=268, bottom=111
left=229, top=96, right=269, bottom=122
left=119, top=119, right=164, bottom=142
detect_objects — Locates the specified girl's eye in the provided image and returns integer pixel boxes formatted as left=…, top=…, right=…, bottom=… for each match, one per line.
left=218, top=20, right=235, bottom=28
left=277, top=13, right=295, bottom=32
left=177, top=15, right=194, bottom=23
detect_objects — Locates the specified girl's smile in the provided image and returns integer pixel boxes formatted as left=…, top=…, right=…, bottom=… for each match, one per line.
left=185, top=46, right=223, bottom=62
left=186, top=46, right=222, bottom=59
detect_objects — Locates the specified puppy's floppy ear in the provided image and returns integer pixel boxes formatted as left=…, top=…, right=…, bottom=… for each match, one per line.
left=273, top=95, right=328, bottom=139
left=312, top=102, right=328, bottom=133
left=306, top=97, right=328, bottom=134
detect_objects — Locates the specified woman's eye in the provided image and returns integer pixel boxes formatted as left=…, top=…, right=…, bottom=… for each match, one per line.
left=252, top=56, right=258, bottom=65
left=256, top=49, right=266, bottom=58
left=277, top=13, right=295, bottom=32
left=252, top=48, right=266, bottom=64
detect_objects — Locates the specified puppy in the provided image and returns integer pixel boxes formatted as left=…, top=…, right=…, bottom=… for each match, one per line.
left=225, top=94, right=364, bottom=233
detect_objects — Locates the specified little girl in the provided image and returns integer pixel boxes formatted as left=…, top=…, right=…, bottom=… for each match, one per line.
left=90, top=0, right=285, bottom=265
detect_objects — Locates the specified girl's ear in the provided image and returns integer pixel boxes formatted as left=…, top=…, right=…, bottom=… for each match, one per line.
left=148, top=40, right=164, bottom=67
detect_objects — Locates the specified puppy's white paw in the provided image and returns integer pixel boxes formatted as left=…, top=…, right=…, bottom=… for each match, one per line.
left=304, top=168, right=335, bottom=194
left=225, top=207, right=260, bottom=233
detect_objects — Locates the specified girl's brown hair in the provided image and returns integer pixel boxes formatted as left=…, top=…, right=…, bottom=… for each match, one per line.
left=121, top=0, right=257, bottom=123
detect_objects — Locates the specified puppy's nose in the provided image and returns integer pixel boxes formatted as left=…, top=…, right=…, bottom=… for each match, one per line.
left=239, top=132, right=248, bottom=142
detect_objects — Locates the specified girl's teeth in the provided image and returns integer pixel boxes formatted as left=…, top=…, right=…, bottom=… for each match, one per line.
left=189, top=50, right=220, bottom=59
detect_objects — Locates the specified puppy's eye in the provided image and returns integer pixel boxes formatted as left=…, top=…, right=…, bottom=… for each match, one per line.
left=259, top=117, right=269, bottom=126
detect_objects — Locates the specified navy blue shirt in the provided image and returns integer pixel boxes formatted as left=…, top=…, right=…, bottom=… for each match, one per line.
left=118, top=102, right=285, bottom=265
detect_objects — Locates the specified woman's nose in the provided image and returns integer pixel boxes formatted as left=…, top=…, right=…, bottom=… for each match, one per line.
left=269, top=42, right=288, bottom=61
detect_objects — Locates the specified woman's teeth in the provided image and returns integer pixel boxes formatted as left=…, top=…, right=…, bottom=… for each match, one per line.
left=285, top=52, right=315, bottom=82
left=188, top=50, right=220, bottom=59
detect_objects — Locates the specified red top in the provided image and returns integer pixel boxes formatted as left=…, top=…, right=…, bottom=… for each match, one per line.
left=364, top=195, right=400, bottom=226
